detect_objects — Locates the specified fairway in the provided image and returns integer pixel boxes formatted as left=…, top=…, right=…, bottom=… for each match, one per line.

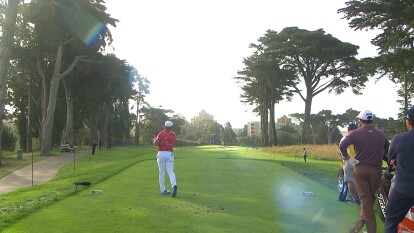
left=3, top=146, right=362, bottom=232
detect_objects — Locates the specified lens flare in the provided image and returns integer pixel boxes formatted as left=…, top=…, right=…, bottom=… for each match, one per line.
left=276, top=182, right=305, bottom=210
left=58, top=3, right=106, bottom=48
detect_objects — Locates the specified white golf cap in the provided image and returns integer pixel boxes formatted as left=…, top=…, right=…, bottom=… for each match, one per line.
left=357, top=110, right=374, bottom=121
left=165, top=121, right=173, bottom=128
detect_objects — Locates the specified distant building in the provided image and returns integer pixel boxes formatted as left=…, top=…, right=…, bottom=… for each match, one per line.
left=247, top=121, right=261, bottom=137
left=246, top=116, right=300, bottom=137
left=277, top=115, right=292, bottom=124
left=191, top=110, right=215, bottom=125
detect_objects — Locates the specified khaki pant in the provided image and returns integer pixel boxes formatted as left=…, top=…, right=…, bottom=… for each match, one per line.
left=353, top=165, right=382, bottom=233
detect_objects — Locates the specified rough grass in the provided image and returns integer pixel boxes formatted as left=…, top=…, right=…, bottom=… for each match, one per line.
left=261, top=144, right=341, bottom=161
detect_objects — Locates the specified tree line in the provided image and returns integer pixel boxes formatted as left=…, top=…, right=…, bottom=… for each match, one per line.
left=0, top=1, right=412, bottom=155
left=0, top=0, right=142, bottom=156
left=0, top=0, right=238, bottom=155
left=235, top=0, right=414, bottom=146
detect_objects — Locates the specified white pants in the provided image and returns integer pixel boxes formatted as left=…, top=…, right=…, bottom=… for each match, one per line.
left=157, top=151, right=176, bottom=192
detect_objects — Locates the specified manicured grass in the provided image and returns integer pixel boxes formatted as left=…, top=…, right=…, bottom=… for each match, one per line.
left=0, top=146, right=385, bottom=232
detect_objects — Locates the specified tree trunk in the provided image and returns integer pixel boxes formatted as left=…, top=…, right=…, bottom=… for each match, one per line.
left=327, top=128, right=332, bottom=144
left=101, top=105, right=110, bottom=147
left=27, top=75, right=33, bottom=152
left=404, top=75, right=409, bottom=131
left=327, top=124, right=337, bottom=144
left=37, top=56, right=49, bottom=148
left=301, top=95, right=313, bottom=144
left=260, top=85, right=269, bottom=147
left=309, top=124, right=316, bottom=144
left=0, top=0, right=19, bottom=155
left=62, top=79, right=74, bottom=146
left=269, top=98, right=277, bottom=146
left=41, top=76, right=61, bottom=154
left=135, top=98, right=140, bottom=145
left=40, top=43, right=85, bottom=154
left=89, top=117, right=99, bottom=145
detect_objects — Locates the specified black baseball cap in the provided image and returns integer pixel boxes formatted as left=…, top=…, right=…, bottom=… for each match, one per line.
left=405, top=108, right=414, bottom=121
left=347, top=122, right=357, bottom=130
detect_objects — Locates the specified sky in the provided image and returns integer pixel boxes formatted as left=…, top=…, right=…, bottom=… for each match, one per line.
left=104, top=0, right=400, bottom=128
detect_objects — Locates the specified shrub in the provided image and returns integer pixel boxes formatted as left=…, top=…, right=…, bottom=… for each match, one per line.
left=2, top=125, right=17, bottom=152
left=175, top=139, right=201, bottom=147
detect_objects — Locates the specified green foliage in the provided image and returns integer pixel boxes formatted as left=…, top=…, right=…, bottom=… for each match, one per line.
left=339, top=0, right=414, bottom=115
left=222, top=122, right=238, bottom=145
left=238, top=26, right=366, bottom=145
left=179, top=121, right=224, bottom=145
left=139, top=107, right=172, bottom=144
left=174, top=139, right=201, bottom=147
left=237, top=135, right=261, bottom=147
left=111, top=100, right=133, bottom=143
left=2, top=125, right=17, bottom=152
left=374, top=117, right=405, bottom=139
left=277, top=125, right=300, bottom=145
left=339, top=0, right=414, bottom=54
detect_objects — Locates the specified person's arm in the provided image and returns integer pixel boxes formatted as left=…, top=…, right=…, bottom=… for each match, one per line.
left=387, top=136, right=397, bottom=166
left=339, top=136, right=352, bottom=160
left=384, top=136, right=390, bottom=157
left=153, top=133, right=160, bottom=146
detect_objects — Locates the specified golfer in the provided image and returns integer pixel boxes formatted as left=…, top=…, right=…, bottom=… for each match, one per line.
left=153, top=120, right=178, bottom=197
left=384, top=108, right=414, bottom=233
left=339, top=110, right=389, bottom=233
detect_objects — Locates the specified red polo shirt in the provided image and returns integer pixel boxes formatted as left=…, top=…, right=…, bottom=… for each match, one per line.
left=155, top=129, right=176, bottom=152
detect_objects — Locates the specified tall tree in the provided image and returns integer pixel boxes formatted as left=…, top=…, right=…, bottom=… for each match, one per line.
left=339, top=0, right=414, bottom=114
left=139, top=107, right=172, bottom=144
left=0, top=0, right=19, bottom=153
left=131, top=67, right=150, bottom=146
left=340, top=108, right=360, bottom=125
left=236, top=43, right=294, bottom=146
left=74, top=54, right=133, bottom=146
left=237, top=55, right=270, bottom=146
left=222, top=122, right=237, bottom=146
left=317, top=110, right=341, bottom=144
left=260, top=27, right=365, bottom=143
left=308, top=113, right=324, bottom=144
left=395, top=73, right=414, bottom=122
left=40, top=43, right=85, bottom=154
left=24, top=0, right=117, bottom=154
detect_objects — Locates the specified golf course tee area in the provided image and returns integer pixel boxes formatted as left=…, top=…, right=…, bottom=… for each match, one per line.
left=0, top=146, right=383, bottom=232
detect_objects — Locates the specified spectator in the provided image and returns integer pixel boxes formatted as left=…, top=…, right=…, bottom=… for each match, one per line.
left=339, top=122, right=359, bottom=204
left=339, top=110, right=390, bottom=233
left=384, top=107, right=414, bottom=233
left=91, top=140, right=97, bottom=155
left=303, top=148, right=307, bottom=162
left=107, top=137, right=111, bottom=149
left=338, top=160, right=349, bottom=202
